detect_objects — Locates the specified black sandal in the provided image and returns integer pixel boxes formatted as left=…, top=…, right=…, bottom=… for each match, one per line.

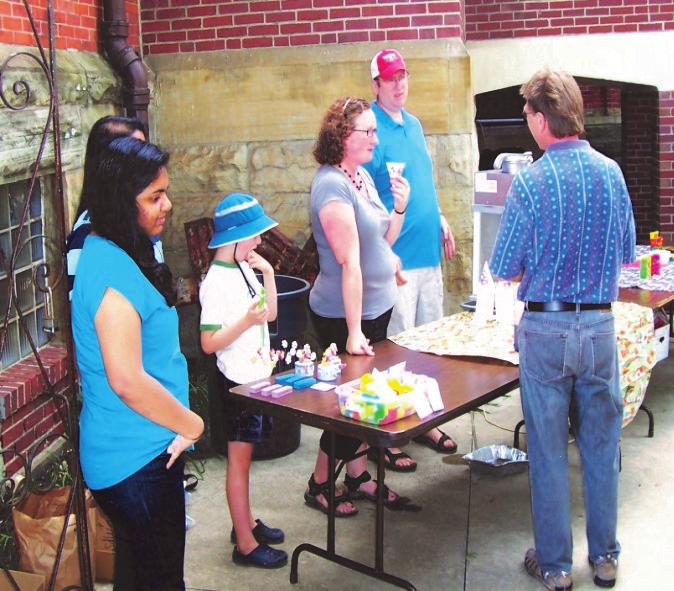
left=366, top=447, right=418, bottom=473
left=413, top=429, right=458, bottom=454
left=344, top=471, right=421, bottom=512
left=304, top=474, right=358, bottom=517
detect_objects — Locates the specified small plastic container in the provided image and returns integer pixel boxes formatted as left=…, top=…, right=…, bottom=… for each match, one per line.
left=335, top=379, right=416, bottom=425
left=294, top=360, right=315, bottom=377
left=317, top=362, right=339, bottom=381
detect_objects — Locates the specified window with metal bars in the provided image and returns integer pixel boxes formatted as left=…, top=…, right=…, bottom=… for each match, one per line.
left=0, top=178, right=51, bottom=370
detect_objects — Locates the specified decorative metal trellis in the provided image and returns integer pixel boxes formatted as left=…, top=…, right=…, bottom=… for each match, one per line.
left=0, top=1, right=93, bottom=590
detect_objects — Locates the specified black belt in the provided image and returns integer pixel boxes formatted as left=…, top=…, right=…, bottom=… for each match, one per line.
left=525, top=301, right=612, bottom=312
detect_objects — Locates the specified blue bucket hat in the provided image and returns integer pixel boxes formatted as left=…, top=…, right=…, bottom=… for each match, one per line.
left=208, top=193, right=278, bottom=249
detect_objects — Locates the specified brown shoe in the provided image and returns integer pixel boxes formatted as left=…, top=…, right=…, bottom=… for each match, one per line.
left=589, top=555, right=618, bottom=588
left=524, top=548, right=573, bottom=591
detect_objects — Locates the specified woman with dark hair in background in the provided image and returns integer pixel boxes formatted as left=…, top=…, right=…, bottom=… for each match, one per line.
left=71, top=137, right=202, bottom=590
left=304, top=97, right=419, bottom=516
left=65, top=116, right=159, bottom=297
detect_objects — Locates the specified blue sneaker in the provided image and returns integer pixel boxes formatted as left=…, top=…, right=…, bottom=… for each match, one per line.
left=232, top=543, right=288, bottom=569
left=230, top=519, right=284, bottom=545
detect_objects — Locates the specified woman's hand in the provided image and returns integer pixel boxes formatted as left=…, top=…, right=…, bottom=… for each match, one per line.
left=247, top=250, right=274, bottom=275
left=166, top=412, right=204, bottom=468
left=245, top=299, right=269, bottom=326
left=394, top=255, right=408, bottom=286
left=166, top=435, right=197, bottom=468
left=346, top=330, right=374, bottom=356
left=391, top=176, right=410, bottom=214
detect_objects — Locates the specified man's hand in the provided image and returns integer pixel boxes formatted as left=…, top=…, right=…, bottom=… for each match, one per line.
left=440, top=215, right=456, bottom=260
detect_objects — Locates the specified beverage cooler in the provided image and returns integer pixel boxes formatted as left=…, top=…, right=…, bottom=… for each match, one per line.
left=467, top=152, right=533, bottom=304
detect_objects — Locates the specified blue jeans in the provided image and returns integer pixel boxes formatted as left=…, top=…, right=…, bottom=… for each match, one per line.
left=517, top=310, right=622, bottom=574
left=91, top=452, right=186, bottom=591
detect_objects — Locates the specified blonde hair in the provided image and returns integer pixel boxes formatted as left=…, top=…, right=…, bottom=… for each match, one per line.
left=520, top=68, right=584, bottom=138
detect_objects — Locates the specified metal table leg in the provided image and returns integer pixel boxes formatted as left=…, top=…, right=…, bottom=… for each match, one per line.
left=290, top=441, right=417, bottom=590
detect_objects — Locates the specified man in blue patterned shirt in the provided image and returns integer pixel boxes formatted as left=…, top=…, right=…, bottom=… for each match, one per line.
left=490, top=69, right=635, bottom=591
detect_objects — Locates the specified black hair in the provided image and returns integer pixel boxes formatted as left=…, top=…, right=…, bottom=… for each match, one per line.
left=89, top=137, right=176, bottom=306
left=76, top=115, right=146, bottom=219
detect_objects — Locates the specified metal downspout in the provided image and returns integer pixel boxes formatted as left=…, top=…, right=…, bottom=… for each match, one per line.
left=101, top=0, right=150, bottom=138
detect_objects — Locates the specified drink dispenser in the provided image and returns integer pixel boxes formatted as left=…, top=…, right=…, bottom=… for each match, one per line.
left=469, top=152, right=533, bottom=301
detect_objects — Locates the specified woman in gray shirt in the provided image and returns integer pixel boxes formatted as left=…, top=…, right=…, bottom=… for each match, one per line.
left=304, top=97, right=420, bottom=516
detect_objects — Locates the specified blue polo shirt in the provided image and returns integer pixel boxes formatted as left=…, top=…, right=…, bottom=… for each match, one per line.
left=490, top=140, right=636, bottom=303
left=363, top=101, right=442, bottom=270
left=72, top=235, right=189, bottom=490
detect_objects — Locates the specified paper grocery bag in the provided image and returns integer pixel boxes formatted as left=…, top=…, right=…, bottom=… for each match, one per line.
left=12, top=486, right=96, bottom=590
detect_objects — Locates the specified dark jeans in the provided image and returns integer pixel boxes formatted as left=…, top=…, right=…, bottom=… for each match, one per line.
left=92, top=452, right=186, bottom=591
left=221, top=374, right=273, bottom=443
left=310, top=307, right=393, bottom=460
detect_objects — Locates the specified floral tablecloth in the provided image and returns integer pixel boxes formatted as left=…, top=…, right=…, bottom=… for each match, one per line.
left=389, top=302, right=656, bottom=427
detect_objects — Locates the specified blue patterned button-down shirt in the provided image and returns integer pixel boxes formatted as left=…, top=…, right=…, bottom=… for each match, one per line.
left=490, top=140, right=636, bottom=303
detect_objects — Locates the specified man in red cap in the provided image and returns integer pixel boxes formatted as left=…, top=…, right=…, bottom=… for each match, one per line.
left=363, top=49, right=459, bottom=471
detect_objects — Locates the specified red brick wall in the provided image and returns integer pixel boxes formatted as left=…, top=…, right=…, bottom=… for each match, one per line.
left=0, top=347, right=69, bottom=476
left=580, top=85, right=621, bottom=113
left=0, top=0, right=140, bottom=52
left=465, top=0, right=674, bottom=41
left=660, top=91, right=674, bottom=241
left=140, top=0, right=463, bottom=55
left=622, top=89, right=659, bottom=242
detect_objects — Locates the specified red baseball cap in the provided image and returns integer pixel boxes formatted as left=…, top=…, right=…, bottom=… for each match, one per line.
left=370, top=49, right=408, bottom=80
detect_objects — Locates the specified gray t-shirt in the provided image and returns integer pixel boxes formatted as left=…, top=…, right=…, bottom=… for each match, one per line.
left=309, top=165, right=397, bottom=319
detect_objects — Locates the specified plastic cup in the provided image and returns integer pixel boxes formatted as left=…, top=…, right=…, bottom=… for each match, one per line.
left=386, top=161, right=406, bottom=180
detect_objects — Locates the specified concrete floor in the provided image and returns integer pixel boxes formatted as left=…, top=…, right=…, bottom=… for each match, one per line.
left=99, top=348, right=673, bottom=591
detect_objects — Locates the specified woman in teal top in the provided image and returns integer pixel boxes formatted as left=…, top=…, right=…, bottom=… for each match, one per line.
left=72, top=137, right=203, bottom=590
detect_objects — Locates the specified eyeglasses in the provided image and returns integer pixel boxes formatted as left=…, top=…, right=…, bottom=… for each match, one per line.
left=352, top=128, right=377, bottom=138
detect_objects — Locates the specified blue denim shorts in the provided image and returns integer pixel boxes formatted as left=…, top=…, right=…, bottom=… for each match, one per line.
left=222, top=376, right=272, bottom=443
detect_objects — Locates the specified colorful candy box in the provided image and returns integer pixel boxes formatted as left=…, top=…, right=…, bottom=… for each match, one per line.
left=335, top=377, right=416, bottom=425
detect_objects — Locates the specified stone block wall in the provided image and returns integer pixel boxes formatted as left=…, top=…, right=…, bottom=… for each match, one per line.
left=146, top=39, right=477, bottom=313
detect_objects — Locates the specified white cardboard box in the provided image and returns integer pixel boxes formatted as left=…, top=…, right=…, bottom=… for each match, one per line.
left=654, top=324, right=670, bottom=363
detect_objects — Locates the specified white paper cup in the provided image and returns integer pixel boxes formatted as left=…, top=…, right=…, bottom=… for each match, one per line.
left=386, top=161, right=406, bottom=180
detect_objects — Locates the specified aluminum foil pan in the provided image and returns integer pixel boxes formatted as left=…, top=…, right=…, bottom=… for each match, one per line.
left=463, top=444, right=528, bottom=476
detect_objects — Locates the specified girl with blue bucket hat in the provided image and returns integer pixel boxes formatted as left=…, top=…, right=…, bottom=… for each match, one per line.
left=199, top=193, right=287, bottom=568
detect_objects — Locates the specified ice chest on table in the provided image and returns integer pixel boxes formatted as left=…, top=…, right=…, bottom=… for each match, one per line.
left=335, top=379, right=416, bottom=425
left=654, top=323, right=670, bottom=363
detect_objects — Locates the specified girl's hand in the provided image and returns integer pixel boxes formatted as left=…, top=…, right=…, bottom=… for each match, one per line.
left=247, top=250, right=274, bottom=275
left=245, top=298, right=269, bottom=326
left=346, top=330, right=374, bottom=356
left=391, top=176, right=410, bottom=213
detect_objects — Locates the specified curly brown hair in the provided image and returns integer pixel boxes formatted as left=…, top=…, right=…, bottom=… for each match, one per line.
left=313, top=97, right=371, bottom=165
